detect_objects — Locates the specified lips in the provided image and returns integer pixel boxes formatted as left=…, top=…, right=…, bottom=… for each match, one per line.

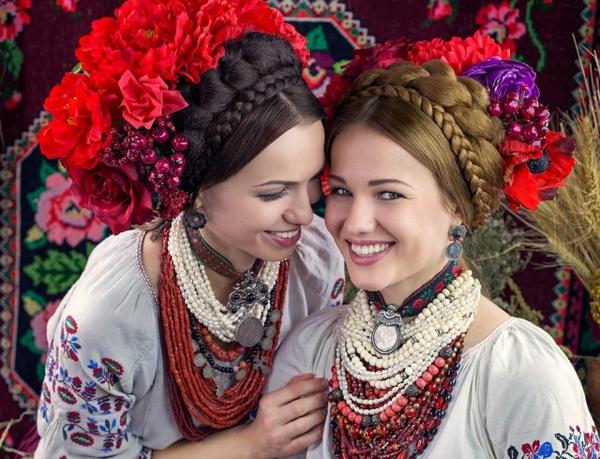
left=346, top=239, right=395, bottom=266
left=265, top=228, right=302, bottom=248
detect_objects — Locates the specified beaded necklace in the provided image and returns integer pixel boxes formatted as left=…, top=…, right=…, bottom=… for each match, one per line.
left=329, top=269, right=480, bottom=458
left=159, top=226, right=290, bottom=440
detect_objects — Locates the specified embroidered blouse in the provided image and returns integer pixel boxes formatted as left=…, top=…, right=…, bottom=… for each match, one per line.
left=35, top=216, right=345, bottom=458
left=268, top=308, right=600, bottom=459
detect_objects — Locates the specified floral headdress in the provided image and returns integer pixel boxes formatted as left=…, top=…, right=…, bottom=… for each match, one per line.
left=322, top=32, right=575, bottom=213
left=38, top=0, right=309, bottom=234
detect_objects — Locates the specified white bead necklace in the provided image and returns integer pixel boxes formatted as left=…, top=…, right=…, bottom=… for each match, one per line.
left=335, top=270, right=480, bottom=415
left=168, top=212, right=280, bottom=343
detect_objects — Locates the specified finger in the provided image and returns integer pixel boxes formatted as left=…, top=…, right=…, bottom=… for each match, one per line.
left=269, top=377, right=329, bottom=407
left=279, top=391, right=328, bottom=425
left=282, top=422, right=325, bottom=457
left=288, top=373, right=315, bottom=384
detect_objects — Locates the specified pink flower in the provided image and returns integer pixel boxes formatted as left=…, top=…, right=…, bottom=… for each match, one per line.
left=31, top=300, right=61, bottom=358
left=476, top=1, right=526, bottom=54
left=118, top=70, right=188, bottom=129
left=4, top=90, right=22, bottom=110
left=55, top=0, right=78, bottom=13
left=35, top=172, right=106, bottom=247
left=428, top=0, right=453, bottom=21
left=0, top=0, right=31, bottom=41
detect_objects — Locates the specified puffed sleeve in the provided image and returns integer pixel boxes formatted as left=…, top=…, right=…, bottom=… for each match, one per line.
left=281, top=216, right=346, bottom=340
left=35, top=230, right=159, bottom=458
left=478, top=319, right=599, bottom=459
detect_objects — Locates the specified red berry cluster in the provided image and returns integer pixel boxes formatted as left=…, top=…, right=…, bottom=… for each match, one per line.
left=488, top=90, right=550, bottom=145
left=102, top=115, right=189, bottom=194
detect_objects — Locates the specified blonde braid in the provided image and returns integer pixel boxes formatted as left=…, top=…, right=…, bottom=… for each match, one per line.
left=341, top=61, right=503, bottom=229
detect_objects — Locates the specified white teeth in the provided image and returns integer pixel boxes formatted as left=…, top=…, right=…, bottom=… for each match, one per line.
left=350, top=243, right=391, bottom=257
left=271, top=229, right=299, bottom=239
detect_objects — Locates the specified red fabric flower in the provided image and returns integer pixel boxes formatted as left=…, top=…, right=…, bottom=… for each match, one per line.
left=406, top=31, right=512, bottom=75
left=119, top=70, right=188, bottom=129
left=503, top=131, right=575, bottom=211
left=320, top=38, right=410, bottom=117
left=68, top=162, right=154, bottom=234
left=39, top=73, right=112, bottom=170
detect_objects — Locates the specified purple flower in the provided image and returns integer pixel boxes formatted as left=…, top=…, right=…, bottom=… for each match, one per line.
left=463, top=57, right=539, bottom=99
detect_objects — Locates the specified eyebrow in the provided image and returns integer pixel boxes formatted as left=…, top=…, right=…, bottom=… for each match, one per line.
left=254, top=171, right=322, bottom=188
left=329, top=175, right=414, bottom=189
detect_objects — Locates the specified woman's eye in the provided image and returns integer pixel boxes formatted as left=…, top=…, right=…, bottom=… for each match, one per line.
left=378, top=191, right=405, bottom=200
left=331, top=187, right=352, bottom=197
left=258, top=187, right=289, bottom=202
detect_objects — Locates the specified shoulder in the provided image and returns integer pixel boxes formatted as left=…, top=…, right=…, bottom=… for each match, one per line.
left=54, top=229, right=158, bottom=362
left=473, top=317, right=591, bottom=426
left=289, top=215, right=345, bottom=302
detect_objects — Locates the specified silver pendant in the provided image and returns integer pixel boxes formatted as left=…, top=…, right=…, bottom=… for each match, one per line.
left=235, top=316, right=264, bottom=347
left=227, top=271, right=270, bottom=313
left=371, top=304, right=404, bottom=354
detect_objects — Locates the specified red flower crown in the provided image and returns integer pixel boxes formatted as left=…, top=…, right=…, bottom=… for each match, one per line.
left=321, top=32, right=575, bottom=213
left=38, top=0, right=309, bottom=234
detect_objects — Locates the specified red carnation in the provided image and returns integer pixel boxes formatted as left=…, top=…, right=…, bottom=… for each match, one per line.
left=39, top=73, right=112, bottom=170
left=343, top=37, right=410, bottom=80
left=68, top=162, right=154, bottom=234
left=407, top=31, right=512, bottom=75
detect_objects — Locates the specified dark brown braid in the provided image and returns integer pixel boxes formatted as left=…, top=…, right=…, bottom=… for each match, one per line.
left=173, top=32, right=322, bottom=195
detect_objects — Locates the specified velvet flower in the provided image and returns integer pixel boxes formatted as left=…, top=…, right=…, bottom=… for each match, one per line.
left=68, top=162, right=154, bottom=234
left=463, top=57, right=539, bottom=99
left=39, top=72, right=112, bottom=170
left=502, top=131, right=575, bottom=210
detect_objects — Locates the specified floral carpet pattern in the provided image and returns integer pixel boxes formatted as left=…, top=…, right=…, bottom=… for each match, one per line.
left=1, top=0, right=599, bottom=452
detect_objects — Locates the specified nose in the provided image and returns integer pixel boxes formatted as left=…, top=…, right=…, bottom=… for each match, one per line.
left=341, top=196, right=377, bottom=236
left=283, top=189, right=314, bottom=226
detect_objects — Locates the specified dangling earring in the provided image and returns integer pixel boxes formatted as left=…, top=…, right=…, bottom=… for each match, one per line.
left=184, top=208, right=207, bottom=229
left=446, top=224, right=467, bottom=261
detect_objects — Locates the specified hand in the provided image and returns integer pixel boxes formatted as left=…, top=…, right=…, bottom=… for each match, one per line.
left=243, top=374, right=329, bottom=459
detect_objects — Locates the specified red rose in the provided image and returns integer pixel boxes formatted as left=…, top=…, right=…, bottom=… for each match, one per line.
left=119, top=70, right=188, bottom=129
left=39, top=73, right=112, bottom=170
left=67, top=162, right=154, bottom=234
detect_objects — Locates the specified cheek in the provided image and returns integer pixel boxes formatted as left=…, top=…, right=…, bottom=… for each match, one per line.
left=324, top=199, right=346, bottom=235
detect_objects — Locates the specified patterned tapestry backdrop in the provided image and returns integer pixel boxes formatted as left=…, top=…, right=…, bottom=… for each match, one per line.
left=1, top=0, right=600, bottom=451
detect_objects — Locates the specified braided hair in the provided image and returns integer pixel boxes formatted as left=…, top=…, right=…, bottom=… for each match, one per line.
left=174, top=32, right=324, bottom=196
left=326, top=60, right=504, bottom=229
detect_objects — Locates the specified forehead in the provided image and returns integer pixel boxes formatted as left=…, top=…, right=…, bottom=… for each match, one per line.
left=230, top=121, right=325, bottom=184
left=330, top=124, right=434, bottom=185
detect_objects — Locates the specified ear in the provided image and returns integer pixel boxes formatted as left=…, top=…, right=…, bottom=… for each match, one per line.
left=193, top=190, right=205, bottom=210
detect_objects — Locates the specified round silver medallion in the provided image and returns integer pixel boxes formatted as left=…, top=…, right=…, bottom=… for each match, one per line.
left=371, top=323, right=401, bottom=354
left=235, top=316, right=264, bottom=347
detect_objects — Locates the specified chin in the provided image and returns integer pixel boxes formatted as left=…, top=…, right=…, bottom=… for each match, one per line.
left=346, top=267, right=389, bottom=293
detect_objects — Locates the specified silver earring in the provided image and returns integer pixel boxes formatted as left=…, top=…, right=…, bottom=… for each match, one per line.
left=446, top=224, right=467, bottom=261
left=184, top=208, right=207, bottom=229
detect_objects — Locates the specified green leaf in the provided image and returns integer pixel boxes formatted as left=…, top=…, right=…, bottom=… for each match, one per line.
left=23, top=249, right=88, bottom=295
left=39, top=160, right=60, bottom=184
left=26, top=187, right=46, bottom=213
left=306, top=26, right=328, bottom=52
left=20, top=329, right=43, bottom=355
left=0, top=41, right=24, bottom=80
left=333, top=60, right=350, bottom=75
left=71, top=62, right=82, bottom=73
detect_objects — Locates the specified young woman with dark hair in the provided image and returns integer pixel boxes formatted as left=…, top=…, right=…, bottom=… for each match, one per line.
left=34, top=2, right=343, bottom=457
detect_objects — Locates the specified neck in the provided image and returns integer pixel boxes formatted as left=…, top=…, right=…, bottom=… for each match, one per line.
left=195, top=227, right=256, bottom=274
left=377, top=258, right=461, bottom=316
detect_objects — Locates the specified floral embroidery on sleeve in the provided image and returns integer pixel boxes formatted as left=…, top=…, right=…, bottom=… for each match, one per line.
left=39, top=315, right=135, bottom=453
left=507, top=425, right=600, bottom=459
